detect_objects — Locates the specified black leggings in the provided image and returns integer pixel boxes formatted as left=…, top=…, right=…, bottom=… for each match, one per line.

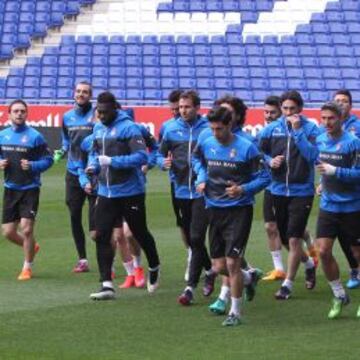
left=95, top=194, right=160, bottom=282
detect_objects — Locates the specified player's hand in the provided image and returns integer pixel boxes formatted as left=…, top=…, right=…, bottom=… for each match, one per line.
left=0, top=159, right=9, bottom=170
left=99, top=155, right=111, bottom=166
left=270, top=155, right=285, bottom=169
left=53, top=149, right=64, bottom=164
left=84, top=183, right=93, bottom=195
left=316, top=184, right=322, bottom=196
left=196, top=182, right=206, bottom=194
left=141, top=165, right=149, bottom=174
left=20, top=159, right=30, bottom=171
left=286, top=114, right=301, bottom=130
left=163, top=151, right=173, bottom=170
left=316, top=162, right=336, bottom=176
left=85, top=166, right=95, bottom=175
left=225, top=181, right=243, bottom=198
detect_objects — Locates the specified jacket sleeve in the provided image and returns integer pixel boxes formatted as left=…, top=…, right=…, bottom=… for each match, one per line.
left=241, top=145, right=271, bottom=195
left=193, top=142, right=207, bottom=185
left=61, top=116, right=70, bottom=153
left=157, top=131, right=170, bottom=170
left=30, top=135, right=54, bottom=173
left=292, top=123, right=320, bottom=163
left=110, top=125, right=148, bottom=169
left=139, top=125, right=159, bottom=169
left=336, top=139, right=360, bottom=182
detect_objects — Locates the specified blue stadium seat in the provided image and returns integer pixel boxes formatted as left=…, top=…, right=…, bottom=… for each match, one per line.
left=109, top=78, right=126, bottom=88
left=344, top=79, right=360, bottom=90
left=335, top=45, right=353, bottom=57
left=233, top=79, right=251, bottom=89
left=109, top=67, right=126, bottom=77
left=301, top=57, right=319, bottom=67
left=57, top=88, right=73, bottom=99
left=58, top=77, right=74, bottom=87
left=190, top=1, right=206, bottom=11
left=194, top=45, right=211, bottom=56
left=126, top=89, right=144, bottom=102
left=93, top=45, right=109, bottom=55
left=333, top=34, right=351, bottom=45
left=281, top=45, right=298, bottom=57
left=23, top=88, right=40, bottom=99
left=198, top=90, right=217, bottom=101
left=198, top=67, right=215, bottom=77
left=178, top=57, right=194, bottom=66
left=195, top=57, right=212, bottom=66
left=40, top=88, right=56, bottom=99
left=319, top=58, right=338, bottom=67
left=211, top=44, right=228, bottom=56
left=144, top=90, right=162, bottom=100
left=298, top=46, right=315, bottom=57
left=161, top=78, right=179, bottom=89
left=269, top=79, right=287, bottom=90
left=109, top=56, right=125, bottom=66
left=286, top=68, right=304, bottom=79
left=6, top=88, right=22, bottom=99
left=263, top=45, right=280, bottom=57
left=109, top=45, right=126, bottom=56
left=92, top=77, right=108, bottom=88
left=265, top=57, right=283, bottom=67
left=232, top=67, right=250, bottom=78
left=126, top=77, right=143, bottom=88
left=161, top=67, right=178, bottom=77
left=283, top=58, right=301, bottom=67
left=325, top=79, right=344, bottom=90
left=342, top=68, right=360, bottom=79
left=317, top=46, right=335, bottom=57
left=267, top=68, right=286, bottom=78
left=42, top=66, right=58, bottom=77
left=253, top=90, right=268, bottom=102
left=41, top=77, right=57, bottom=88
left=110, top=89, right=126, bottom=100
left=323, top=68, right=342, bottom=79
left=126, top=56, right=142, bottom=66
left=143, top=45, right=159, bottom=56
left=7, top=77, right=23, bottom=87
left=309, top=91, right=328, bottom=102
left=197, top=78, right=215, bottom=89
left=144, top=78, right=161, bottom=89
left=250, top=68, right=267, bottom=78
left=24, top=77, right=40, bottom=88
left=143, top=56, right=160, bottom=66
left=251, top=79, right=269, bottom=90
left=234, top=90, right=252, bottom=102
left=307, top=79, right=325, bottom=90
left=304, top=68, right=323, bottom=79
left=287, top=79, right=306, bottom=90
left=179, top=78, right=196, bottom=88
left=338, top=57, right=357, bottom=67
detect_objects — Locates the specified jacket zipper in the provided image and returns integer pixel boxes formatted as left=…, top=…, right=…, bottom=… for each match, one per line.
left=285, top=124, right=291, bottom=196
left=102, top=128, right=111, bottom=198
left=188, top=125, right=193, bottom=200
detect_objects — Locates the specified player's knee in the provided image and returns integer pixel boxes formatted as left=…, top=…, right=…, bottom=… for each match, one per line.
left=21, top=227, right=33, bottom=238
left=2, top=226, right=15, bottom=239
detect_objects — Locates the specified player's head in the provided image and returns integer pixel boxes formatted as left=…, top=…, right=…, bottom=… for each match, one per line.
left=214, top=95, right=247, bottom=128
left=8, top=99, right=28, bottom=126
left=333, top=89, right=352, bottom=120
left=208, top=107, right=233, bottom=144
left=320, top=102, right=343, bottom=137
left=74, top=81, right=92, bottom=107
left=264, top=96, right=281, bottom=124
left=168, top=89, right=183, bottom=118
left=96, top=91, right=118, bottom=126
left=280, top=90, right=304, bottom=117
left=179, top=90, right=201, bottom=122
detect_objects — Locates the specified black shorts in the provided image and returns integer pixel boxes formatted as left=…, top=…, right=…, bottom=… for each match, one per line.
left=65, top=171, right=96, bottom=231
left=272, top=195, right=313, bottom=246
left=209, top=205, right=253, bottom=259
left=2, top=187, right=40, bottom=223
left=170, top=182, right=183, bottom=227
left=316, top=209, right=360, bottom=247
left=263, top=189, right=276, bottom=223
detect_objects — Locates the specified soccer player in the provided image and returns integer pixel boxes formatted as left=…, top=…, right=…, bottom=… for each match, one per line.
left=194, top=107, right=270, bottom=326
left=259, top=90, right=319, bottom=300
left=159, top=90, right=215, bottom=305
left=332, top=89, right=360, bottom=289
left=54, top=81, right=96, bottom=273
left=200, top=96, right=263, bottom=314
left=88, top=92, right=160, bottom=300
left=315, top=102, right=360, bottom=318
left=158, top=89, right=193, bottom=281
left=0, top=99, right=53, bottom=280
left=261, top=96, right=317, bottom=281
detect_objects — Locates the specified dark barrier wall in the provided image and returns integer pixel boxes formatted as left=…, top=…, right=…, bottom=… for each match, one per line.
left=0, top=127, right=62, bottom=151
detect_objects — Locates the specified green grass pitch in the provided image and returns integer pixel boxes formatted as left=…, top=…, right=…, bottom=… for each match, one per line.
left=0, top=164, right=359, bottom=360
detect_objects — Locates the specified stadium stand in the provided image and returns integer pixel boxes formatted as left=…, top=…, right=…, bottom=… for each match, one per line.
left=0, top=0, right=359, bottom=105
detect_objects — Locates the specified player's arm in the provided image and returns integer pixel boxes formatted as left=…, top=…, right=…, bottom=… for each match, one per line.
left=106, top=125, right=148, bottom=169
left=157, top=132, right=172, bottom=170
left=292, top=122, right=320, bottom=163
left=29, top=135, right=54, bottom=172
left=241, top=145, right=271, bottom=195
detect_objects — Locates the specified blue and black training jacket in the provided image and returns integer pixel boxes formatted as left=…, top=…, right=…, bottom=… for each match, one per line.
left=193, top=134, right=270, bottom=208
left=89, top=110, right=148, bottom=198
left=0, top=124, right=53, bottom=190
left=317, top=130, right=360, bottom=213
left=259, top=115, right=320, bottom=197
left=61, top=104, right=95, bottom=175
left=158, top=115, right=208, bottom=199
